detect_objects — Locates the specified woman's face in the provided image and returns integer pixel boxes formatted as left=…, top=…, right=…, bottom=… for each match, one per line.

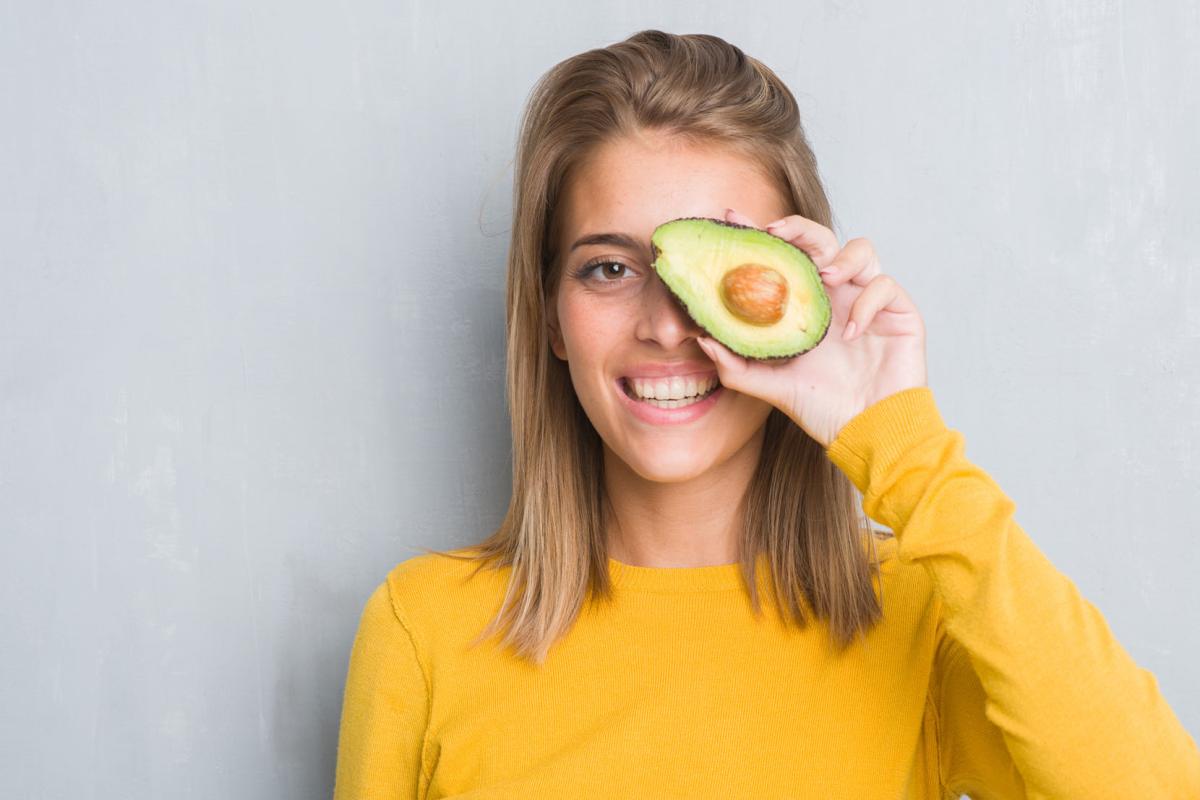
left=548, top=128, right=792, bottom=483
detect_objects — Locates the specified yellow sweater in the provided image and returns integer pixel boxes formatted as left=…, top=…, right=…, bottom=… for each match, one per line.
left=333, top=387, right=1200, bottom=798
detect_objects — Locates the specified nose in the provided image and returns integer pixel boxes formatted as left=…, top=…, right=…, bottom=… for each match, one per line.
left=634, top=272, right=705, bottom=350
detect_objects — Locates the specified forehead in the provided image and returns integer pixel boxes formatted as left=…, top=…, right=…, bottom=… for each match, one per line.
left=559, top=132, right=783, bottom=247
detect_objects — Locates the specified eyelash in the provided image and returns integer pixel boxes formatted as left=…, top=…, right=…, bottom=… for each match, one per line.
left=573, top=258, right=636, bottom=283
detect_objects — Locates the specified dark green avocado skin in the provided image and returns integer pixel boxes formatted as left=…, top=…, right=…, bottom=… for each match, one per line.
left=649, top=216, right=830, bottom=362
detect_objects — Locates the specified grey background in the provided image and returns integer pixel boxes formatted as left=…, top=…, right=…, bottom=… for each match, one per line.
left=2, top=1, right=1197, bottom=797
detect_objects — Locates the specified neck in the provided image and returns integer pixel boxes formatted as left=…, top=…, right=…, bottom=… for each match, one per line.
left=601, top=425, right=766, bottom=568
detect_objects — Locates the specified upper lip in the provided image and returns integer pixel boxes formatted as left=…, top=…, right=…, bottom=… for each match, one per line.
left=620, top=361, right=718, bottom=380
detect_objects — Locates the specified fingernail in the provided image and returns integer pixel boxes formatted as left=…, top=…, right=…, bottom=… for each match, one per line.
left=820, top=266, right=838, bottom=278
left=842, top=321, right=857, bottom=340
left=765, top=219, right=784, bottom=230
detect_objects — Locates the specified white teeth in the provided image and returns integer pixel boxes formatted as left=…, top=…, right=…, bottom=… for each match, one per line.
left=627, top=375, right=718, bottom=401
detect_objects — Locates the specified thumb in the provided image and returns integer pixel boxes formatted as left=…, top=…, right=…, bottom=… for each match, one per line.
left=697, top=336, right=797, bottom=411
left=697, top=336, right=756, bottom=392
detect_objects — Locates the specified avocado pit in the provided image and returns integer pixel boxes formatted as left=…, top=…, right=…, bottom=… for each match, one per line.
left=720, top=263, right=788, bottom=326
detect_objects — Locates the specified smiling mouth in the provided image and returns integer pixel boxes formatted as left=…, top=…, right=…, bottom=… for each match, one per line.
left=619, top=377, right=722, bottom=409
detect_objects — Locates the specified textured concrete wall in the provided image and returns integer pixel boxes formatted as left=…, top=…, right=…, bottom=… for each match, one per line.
left=2, top=1, right=1196, bottom=796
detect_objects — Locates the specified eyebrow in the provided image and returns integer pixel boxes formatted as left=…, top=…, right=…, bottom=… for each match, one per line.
left=568, top=232, right=649, bottom=256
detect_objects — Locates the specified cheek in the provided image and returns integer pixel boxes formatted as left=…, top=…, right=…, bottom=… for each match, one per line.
left=559, top=293, right=630, bottom=357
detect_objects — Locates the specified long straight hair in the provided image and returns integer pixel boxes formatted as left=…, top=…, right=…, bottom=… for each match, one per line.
left=421, top=30, right=888, bottom=666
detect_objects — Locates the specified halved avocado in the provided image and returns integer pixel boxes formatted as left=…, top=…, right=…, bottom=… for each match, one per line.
left=650, top=217, right=832, bottom=360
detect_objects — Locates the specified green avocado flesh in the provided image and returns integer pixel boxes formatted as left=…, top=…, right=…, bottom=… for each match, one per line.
left=650, top=217, right=832, bottom=360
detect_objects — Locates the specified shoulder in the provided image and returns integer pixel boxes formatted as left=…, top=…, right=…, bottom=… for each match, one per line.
left=386, top=546, right=505, bottom=597
left=866, top=527, right=942, bottom=625
left=382, top=546, right=511, bottom=650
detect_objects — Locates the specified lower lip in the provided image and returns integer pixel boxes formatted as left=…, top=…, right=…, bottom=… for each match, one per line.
left=615, top=378, right=725, bottom=425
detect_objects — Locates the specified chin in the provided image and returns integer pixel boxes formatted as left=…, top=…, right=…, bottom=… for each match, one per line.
left=618, top=448, right=719, bottom=484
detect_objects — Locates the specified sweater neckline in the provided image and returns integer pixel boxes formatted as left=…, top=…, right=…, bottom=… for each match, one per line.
left=605, top=536, right=897, bottom=593
left=606, top=552, right=769, bottom=592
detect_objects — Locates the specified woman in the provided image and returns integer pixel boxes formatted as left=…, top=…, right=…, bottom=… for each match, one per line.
left=333, top=30, right=1200, bottom=798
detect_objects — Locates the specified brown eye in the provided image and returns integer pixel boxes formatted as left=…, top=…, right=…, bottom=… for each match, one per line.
left=599, top=262, right=626, bottom=279
left=574, top=259, right=635, bottom=282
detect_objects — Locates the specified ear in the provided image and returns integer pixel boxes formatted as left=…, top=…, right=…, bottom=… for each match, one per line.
left=545, top=288, right=567, bottom=361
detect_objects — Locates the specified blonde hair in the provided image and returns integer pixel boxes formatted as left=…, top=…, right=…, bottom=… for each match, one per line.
left=419, top=29, right=888, bottom=665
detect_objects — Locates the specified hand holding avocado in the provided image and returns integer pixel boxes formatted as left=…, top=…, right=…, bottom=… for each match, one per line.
left=673, top=208, right=927, bottom=448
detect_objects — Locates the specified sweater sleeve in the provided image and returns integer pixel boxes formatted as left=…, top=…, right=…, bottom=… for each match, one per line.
left=929, top=603, right=1028, bottom=796
left=333, top=580, right=430, bottom=800
left=825, top=387, right=1200, bottom=798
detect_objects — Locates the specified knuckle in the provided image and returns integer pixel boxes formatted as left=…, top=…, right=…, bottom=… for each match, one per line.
left=815, top=245, right=839, bottom=263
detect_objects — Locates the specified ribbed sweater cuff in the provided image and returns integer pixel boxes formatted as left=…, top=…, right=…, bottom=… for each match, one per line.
left=823, top=386, right=948, bottom=497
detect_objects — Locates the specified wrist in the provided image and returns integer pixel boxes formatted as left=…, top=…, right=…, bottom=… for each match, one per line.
left=823, top=387, right=947, bottom=495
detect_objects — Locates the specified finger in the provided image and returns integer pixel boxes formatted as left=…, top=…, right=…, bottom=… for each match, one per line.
left=697, top=335, right=782, bottom=398
left=843, top=274, right=919, bottom=340
left=724, top=207, right=763, bottom=229
left=698, top=335, right=752, bottom=383
left=823, top=237, right=882, bottom=288
left=763, top=215, right=840, bottom=268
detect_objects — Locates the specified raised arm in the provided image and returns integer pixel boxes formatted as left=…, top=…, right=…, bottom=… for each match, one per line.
left=825, top=386, right=1200, bottom=798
